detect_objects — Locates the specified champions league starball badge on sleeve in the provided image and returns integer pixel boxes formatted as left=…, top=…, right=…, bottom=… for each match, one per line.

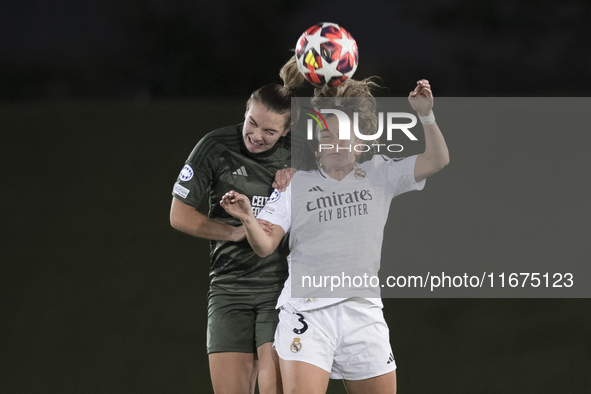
left=179, top=164, right=194, bottom=181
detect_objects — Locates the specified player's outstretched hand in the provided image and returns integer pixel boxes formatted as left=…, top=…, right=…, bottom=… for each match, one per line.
left=272, top=168, right=297, bottom=192
left=408, top=79, right=433, bottom=117
left=220, top=191, right=253, bottom=222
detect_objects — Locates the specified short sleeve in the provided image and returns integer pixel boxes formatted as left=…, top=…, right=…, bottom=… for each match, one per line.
left=171, top=136, right=216, bottom=208
left=257, top=185, right=291, bottom=233
left=376, top=155, right=425, bottom=198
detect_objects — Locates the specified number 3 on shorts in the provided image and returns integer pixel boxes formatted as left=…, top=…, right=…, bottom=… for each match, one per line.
left=293, top=313, right=308, bottom=335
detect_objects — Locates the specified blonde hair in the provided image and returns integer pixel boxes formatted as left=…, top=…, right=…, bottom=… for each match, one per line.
left=279, top=55, right=306, bottom=90
left=312, top=78, right=382, bottom=162
left=277, top=56, right=384, bottom=161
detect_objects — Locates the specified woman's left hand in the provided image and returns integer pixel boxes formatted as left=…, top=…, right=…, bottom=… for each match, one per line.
left=220, top=191, right=253, bottom=222
left=408, top=79, right=433, bottom=117
left=272, top=168, right=297, bottom=192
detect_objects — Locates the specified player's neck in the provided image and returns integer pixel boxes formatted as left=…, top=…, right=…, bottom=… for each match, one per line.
left=323, top=163, right=354, bottom=181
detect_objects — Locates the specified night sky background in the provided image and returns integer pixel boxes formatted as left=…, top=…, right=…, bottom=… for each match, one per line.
left=2, top=1, right=591, bottom=393
left=2, top=0, right=591, bottom=99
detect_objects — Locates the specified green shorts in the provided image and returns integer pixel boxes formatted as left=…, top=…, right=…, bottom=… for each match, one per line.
left=207, top=290, right=281, bottom=354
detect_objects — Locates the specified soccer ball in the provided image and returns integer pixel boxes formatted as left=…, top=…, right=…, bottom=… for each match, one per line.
left=295, top=22, right=359, bottom=87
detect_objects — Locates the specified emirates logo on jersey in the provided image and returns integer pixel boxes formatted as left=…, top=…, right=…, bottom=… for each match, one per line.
left=306, top=189, right=373, bottom=223
left=306, top=190, right=372, bottom=211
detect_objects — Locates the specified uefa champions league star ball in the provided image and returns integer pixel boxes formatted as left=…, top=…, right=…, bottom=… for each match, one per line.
left=295, top=22, right=359, bottom=87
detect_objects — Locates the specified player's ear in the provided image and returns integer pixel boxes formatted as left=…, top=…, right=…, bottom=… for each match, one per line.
left=244, top=103, right=252, bottom=120
left=353, top=137, right=362, bottom=156
left=281, top=113, right=291, bottom=137
left=314, top=150, right=322, bottom=168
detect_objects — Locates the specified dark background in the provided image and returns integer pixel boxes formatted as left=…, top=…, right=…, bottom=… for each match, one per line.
left=2, top=0, right=590, bottom=393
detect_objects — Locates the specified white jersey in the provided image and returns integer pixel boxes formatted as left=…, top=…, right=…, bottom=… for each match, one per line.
left=257, top=155, right=425, bottom=311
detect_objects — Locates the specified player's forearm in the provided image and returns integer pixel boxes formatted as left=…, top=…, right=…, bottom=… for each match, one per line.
left=416, top=121, right=449, bottom=181
left=423, top=122, right=449, bottom=168
left=178, top=216, right=242, bottom=241
left=170, top=198, right=243, bottom=242
left=241, top=216, right=278, bottom=258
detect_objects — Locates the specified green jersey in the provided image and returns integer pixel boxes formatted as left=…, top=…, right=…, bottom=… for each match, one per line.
left=172, top=124, right=315, bottom=292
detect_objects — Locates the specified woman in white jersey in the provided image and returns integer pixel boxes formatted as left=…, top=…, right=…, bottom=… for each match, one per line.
left=220, top=78, right=449, bottom=394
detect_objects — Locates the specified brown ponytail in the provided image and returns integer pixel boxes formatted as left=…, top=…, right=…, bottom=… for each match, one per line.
left=244, top=56, right=309, bottom=131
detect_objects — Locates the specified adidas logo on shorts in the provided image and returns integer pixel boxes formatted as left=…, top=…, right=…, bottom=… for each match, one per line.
left=387, top=352, right=394, bottom=364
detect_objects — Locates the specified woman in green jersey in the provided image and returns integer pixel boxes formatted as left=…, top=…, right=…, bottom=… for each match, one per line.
left=170, top=61, right=314, bottom=394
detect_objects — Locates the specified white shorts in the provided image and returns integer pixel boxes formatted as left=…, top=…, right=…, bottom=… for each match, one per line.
left=274, top=298, right=396, bottom=380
